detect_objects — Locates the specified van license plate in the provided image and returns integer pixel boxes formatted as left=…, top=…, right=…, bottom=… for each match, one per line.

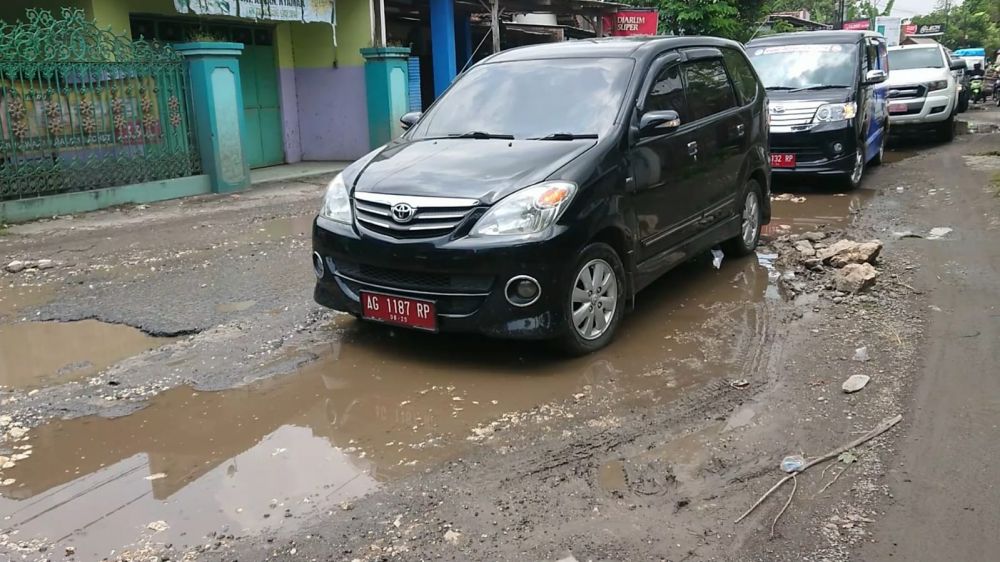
left=770, top=153, right=796, bottom=168
left=361, top=291, right=437, bottom=331
left=888, top=102, right=907, bottom=114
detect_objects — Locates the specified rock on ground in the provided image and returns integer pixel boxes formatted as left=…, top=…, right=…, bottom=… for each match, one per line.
left=833, top=263, right=878, bottom=293
left=818, top=239, right=883, bottom=268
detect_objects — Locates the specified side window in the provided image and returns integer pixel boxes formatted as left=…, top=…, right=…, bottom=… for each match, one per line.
left=645, top=63, right=688, bottom=122
left=682, top=59, right=738, bottom=121
left=878, top=41, right=889, bottom=73
left=865, top=41, right=880, bottom=71
left=722, top=48, right=759, bottom=105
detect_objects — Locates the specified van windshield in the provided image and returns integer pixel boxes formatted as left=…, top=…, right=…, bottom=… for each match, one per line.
left=748, top=43, right=858, bottom=90
left=888, top=48, right=944, bottom=70
left=409, top=58, right=635, bottom=140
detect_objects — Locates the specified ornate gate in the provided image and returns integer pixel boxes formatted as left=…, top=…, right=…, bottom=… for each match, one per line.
left=0, top=9, right=199, bottom=202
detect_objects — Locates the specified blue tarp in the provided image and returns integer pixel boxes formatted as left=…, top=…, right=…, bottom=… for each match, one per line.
left=954, top=48, right=986, bottom=57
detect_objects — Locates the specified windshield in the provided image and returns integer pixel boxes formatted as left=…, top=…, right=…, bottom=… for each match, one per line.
left=888, top=48, right=944, bottom=70
left=748, top=43, right=857, bottom=89
left=409, top=58, right=634, bottom=140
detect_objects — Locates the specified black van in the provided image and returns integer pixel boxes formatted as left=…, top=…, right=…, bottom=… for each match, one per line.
left=312, top=37, right=770, bottom=354
left=746, top=31, right=889, bottom=189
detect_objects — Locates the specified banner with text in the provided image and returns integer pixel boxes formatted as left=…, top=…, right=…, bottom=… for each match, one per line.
left=173, top=0, right=334, bottom=23
left=842, top=19, right=870, bottom=31
left=602, top=10, right=659, bottom=36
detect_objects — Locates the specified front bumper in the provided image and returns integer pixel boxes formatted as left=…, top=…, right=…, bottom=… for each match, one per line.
left=312, top=216, right=581, bottom=339
left=888, top=92, right=954, bottom=125
left=769, top=121, right=858, bottom=176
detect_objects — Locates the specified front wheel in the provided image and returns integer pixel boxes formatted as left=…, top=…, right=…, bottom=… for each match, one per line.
left=841, top=145, right=865, bottom=190
left=558, top=243, right=626, bottom=355
left=938, top=115, right=955, bottom=142
left=722, top=179, right=763, bottom=257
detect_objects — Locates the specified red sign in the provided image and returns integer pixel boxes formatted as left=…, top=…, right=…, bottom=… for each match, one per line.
left=903, top=24, right=918, bottom=35
left=602, top=10, right=658, bottom=36
left=842, top=19, right=870, bottom=31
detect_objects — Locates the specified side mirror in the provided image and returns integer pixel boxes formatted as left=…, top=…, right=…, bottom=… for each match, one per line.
left=639, top=110, right=681, bottom=137
left=949, top=59, right=967, bottom=71
left=865, top=69, right=887, bottom=84
left=400, top=111, right=422, bottom=130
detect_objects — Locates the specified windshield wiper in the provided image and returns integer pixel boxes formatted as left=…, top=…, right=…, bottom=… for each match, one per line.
left=789, top=85, right=851, bottom=92
left=449, top=131, right=515, bottom=140
left=527, top=133, right=599, bottom=141
left=765, top=86, right=796, bottom=91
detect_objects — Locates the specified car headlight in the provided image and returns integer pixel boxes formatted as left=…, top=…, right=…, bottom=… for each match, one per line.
left=320, top=173, right=352, bottom=224
left=926, top=80, right=949, bottom=92
left=471, top=181, right=577, bottom=237
left=813, top=102, right=857, bottom=123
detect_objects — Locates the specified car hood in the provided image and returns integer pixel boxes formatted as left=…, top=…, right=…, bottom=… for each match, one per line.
left=767, top=87, right=854, bottom=104
left=351, top=137, right=597, bottom=205
left=886, top=68, right=948, bottom=86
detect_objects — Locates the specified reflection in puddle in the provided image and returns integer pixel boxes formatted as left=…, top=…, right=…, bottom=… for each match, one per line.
left=0, top=320, right=167, bottom=389
left=0, top=256, right=773, bottom=558
left=766, top=185, right=874, bottom=234
left=882, top=149, right=918, bottom=164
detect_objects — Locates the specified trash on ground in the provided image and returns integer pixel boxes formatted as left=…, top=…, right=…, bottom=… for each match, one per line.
left=146, top=520, right=169, bottom=533
left=443, top=530, right=462, bottom=545
left=144, top=472, right=167, bottom=481
left=837, top=451, right=857, bottom=464
left=926, top=227, right=953, bottom=240
left=842, top=374, right=871, bottom=393
left=852, top=346, right=870, bottom=362
left=781, top=455, right=806, bottom=473
left=729, top=379, right=750, bottom=389
left=711, top=248, right=724, bottom=269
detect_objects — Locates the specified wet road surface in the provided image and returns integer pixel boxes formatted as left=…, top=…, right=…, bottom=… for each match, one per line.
left=0, top=154, right=887, bottom=558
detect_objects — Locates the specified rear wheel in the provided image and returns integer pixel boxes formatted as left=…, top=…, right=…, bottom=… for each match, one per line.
left=558, top=243, right=625, bottom=355
left=723, top=179, right=763, bottom=257
left=870, top=133, right=886, bottom=166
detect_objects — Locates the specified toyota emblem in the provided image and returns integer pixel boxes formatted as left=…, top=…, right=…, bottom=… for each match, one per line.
left=391, top=202, right=416, bottom=223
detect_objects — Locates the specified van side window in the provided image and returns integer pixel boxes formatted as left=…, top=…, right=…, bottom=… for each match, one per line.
left=722, top=49, right=759, bottom=105
left=645, top=64, right=689, bottom=122
left=865, top=40, right=881, bottom=71
left=682, top=59, right=738, bottom=121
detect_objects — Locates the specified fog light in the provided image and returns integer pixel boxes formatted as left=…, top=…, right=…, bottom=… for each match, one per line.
left=505, top=275, right=541, bottom=307
left=832, top=142, right=845, bottom=154
left=312, top=252, right=325, bottom=278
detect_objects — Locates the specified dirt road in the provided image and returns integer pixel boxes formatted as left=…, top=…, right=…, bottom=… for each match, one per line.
left=1, top=107, right=998, bottom=561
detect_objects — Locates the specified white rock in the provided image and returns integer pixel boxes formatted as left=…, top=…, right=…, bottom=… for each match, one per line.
left=818, top=239, right=883, bottom=268
left=0, top=415, right=10, bottom=427
left=4, top=261, right=26, bottom=273
left=833, top=263, right=878, bottom=293
left=0, top=478, right=15, bottom=486
left=926, top=227, right=953, bottom=240
left=444, top=530, right=462, bottom=545
left=7, top=427, right=28, bottom=439
left=842, top=375, right=871, bottom=393
left=36, top=259, right=55, bottom=270
left=852, top=346, right=870, bottom=362
left=794, top=239, right=816, bottom=257
left=147, top=520, right=169, bottom=532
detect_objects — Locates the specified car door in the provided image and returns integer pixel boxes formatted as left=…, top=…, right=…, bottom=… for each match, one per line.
left=630, top=54, right=708, bottom=263
left=679, top=51, right=743, bottom=226
left=861, top=37, right=888, bottom=161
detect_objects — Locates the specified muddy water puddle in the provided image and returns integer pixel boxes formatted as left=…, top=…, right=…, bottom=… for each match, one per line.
left=0, top=255, right=775, bottom=558
left=0, top=320, right=168, bottom=390
left=767, top=185, right=874, bottom=235
left=0, top=284, right=55, bottom=321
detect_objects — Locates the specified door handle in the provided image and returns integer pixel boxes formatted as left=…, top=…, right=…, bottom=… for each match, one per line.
left=687, top=141, right=698, bottom=156
left=736, top=123, right=745, bottom=136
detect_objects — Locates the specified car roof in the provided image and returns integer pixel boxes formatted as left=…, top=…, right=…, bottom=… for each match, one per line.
left=747, top=30, right=878, bottom=46
left=484, top=36, right=745, bottom=64
left=888, top=43, right=940, bottom=50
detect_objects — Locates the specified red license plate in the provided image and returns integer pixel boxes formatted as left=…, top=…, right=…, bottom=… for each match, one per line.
left=361, top=291, right=437, bottom=331
left=888, top=102, right=907, bottom=114
left=770, top=153, right=796, bottom=168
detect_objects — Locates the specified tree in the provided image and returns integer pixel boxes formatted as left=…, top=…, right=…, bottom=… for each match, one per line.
left=635, top=0, right=768, bottom=41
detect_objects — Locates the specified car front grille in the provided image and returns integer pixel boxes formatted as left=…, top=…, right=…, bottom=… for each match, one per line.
left=353, top=192, right=480, bottom=239
left=334, top=260, right=494, bottom=294
left=769, top=100, right=824, bottom=129
left=888, top=84, right=927, bottom=99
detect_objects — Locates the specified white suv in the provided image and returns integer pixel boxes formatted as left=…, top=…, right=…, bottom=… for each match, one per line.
left=886, top=44, right=965, bottom=141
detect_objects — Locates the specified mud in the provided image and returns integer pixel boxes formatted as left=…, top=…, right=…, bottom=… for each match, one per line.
left=0, top=284, right=54, bottom=321
left=0, top=320, right=167, bottom=390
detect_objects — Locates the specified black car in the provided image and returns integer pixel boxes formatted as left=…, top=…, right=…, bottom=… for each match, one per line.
left=746, top=31, right=889, bottom=189
left=313, top=37, right=770, bottom=354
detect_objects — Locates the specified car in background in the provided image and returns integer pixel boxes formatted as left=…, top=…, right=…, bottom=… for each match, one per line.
left=312, top=37, right=770, bottom=354
left=746, top=31, right=889, bottom=190
left=947, top=50, right=971, bottom=113
left=886, top=43, right=966, bottom=141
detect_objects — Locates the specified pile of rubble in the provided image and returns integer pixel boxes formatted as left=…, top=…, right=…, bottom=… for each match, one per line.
left=763, top=231, right=883, bottom=294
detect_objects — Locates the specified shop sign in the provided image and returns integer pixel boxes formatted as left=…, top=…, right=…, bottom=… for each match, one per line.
left=172, top=0, right=334, bottom=23
left=842, top=20, right=870, bottom=31
left=602, top=10, right=658, bottom=36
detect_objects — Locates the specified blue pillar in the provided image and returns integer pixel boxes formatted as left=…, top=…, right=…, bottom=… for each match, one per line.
left=456, top=12, right=473, bottom=71
left=174, top=42, right=250, bottom=193
left=429, top=0, right=457, bottom=96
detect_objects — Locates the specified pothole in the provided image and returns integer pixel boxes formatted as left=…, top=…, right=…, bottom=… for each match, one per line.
left=0, top=320, right=169, bottom=390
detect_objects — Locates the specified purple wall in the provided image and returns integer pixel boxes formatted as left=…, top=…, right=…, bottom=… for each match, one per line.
left=278, top=68, right=302, bottom=164
left=294, top=66, right=370, bottom=161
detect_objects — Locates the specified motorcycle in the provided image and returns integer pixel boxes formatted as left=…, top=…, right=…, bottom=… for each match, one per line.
left=969, top=77, right=985, bottom=104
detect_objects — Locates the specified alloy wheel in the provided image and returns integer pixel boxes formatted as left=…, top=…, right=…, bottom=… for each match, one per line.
left=571, top=258, right=619, bottom=340
left=850, top=147, right=864, bottom=185
left=741, top=190, right=760, bottom=248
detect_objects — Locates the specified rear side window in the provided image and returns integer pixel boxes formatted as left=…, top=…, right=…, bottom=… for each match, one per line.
left=645, top=64, right=688, bottom=121
left=682, top=59, right=738, bottom=121
left=722, top=49, right=759, bottom=105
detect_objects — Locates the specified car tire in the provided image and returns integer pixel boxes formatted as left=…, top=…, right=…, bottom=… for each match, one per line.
left=558, top=242, right=626, bottom=356
left=841, top=145, right=865, bottom=190
left=938, top=115, right=955, bottom=142
left=870, top=132, right=886, bottom=166
left=957, top=92, right=969, bottom=113
left=722, top=179, right=763, bottom=257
